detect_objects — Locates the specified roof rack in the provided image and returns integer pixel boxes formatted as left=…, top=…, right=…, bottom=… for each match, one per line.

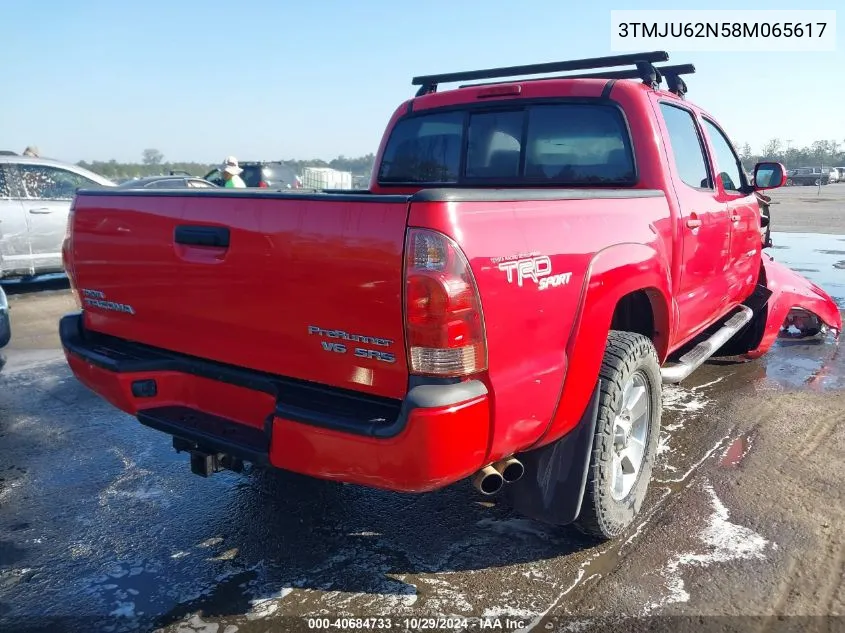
left=412, top=51, right=694, bottom=98
left=457, top=63, right=695, bottom=98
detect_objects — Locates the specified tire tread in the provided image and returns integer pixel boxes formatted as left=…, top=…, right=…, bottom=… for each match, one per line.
left=575, top=330, right=661, bottom=539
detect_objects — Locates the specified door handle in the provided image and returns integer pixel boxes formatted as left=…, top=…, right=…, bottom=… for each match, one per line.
left=686, top=215, right=702, bottom=229
left=174, top=225, right=230, bottom=248
left=28, top=207, right=52, bottom=214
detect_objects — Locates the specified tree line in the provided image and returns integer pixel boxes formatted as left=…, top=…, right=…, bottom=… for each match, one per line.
left=77, top=149, right=376, bottom=181
left=739, top=139, right=845, bottom=171
left=75, top=138, right=845, bottom=182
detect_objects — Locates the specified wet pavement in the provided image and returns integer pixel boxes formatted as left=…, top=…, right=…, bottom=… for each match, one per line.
left=0, top=232, right=843, bottom=633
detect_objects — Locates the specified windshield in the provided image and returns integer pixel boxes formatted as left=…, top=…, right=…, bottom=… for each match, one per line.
left=377, top=102, right=636, bottom=186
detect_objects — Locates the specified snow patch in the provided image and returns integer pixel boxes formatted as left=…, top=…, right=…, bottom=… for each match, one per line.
left=245, top=588, right=293, bottom=620
left=644, top=482, right=773, bottom=614
left=174, top=614, right=238, bottom=633
left=109, top=601, right=136, bottom=618
left=662, top=385, right=709, bottom=414
left=657, top=433, right=731, bottom=484
left=655, top=385, right=711, bottom=466
left=482, top=606, right=537, bottom=619
left=518, top=548, right=609, bottom=631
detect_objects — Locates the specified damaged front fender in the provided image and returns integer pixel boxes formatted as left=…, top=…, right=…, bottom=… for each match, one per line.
left=745, top=255, right=842, bottom=359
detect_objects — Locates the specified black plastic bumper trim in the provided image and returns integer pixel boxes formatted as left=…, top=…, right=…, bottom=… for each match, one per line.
left=138, top=406, right=270, bottom=466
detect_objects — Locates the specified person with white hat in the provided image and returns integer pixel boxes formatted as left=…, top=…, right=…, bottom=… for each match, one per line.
left=220, top=156, right=246, bottom=188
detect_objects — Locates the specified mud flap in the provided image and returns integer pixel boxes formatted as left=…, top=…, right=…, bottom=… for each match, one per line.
left=501, top=380, right=601, bottom=526
left=746, top=255, right=842, bottom=359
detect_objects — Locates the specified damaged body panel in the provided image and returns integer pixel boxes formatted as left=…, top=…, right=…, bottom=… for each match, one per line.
left=746, top=255, right=842, bottom=359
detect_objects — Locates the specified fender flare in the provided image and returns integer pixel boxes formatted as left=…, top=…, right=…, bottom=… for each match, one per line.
left=531, top=242, right=672, bottom=449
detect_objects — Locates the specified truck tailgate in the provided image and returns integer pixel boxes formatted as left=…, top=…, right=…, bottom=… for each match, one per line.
left=67, top=191, right=412, bottom=399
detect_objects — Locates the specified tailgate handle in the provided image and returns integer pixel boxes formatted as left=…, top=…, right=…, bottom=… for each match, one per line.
left=174, top=225, right=230, bottom=248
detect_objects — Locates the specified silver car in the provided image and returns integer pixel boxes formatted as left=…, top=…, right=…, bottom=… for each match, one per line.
left=0, top=155, right=115, bottom=278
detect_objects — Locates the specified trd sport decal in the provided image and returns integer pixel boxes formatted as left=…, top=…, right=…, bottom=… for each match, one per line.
left=494, top=255, right=572, bottom=290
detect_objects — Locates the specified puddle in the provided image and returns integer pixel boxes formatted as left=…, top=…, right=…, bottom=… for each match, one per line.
left=763, top=339, right=843, bottom=391
left=769, top=232, right=845, bottom=309
left=719, top=432, right=755, bottom=468
left=758, top=232, right=845, bottom=391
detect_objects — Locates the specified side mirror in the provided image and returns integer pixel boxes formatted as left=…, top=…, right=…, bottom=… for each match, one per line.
left=753, top=161, right=786, bottom=191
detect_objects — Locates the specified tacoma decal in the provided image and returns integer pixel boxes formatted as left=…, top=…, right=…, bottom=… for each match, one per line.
left=80, top=289, right=135, bottom=315
left=496, top=255, right=572, bottom=290
left=308, top=325, right=396, bottom=363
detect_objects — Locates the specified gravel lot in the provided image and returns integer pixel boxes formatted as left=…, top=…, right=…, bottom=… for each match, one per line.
left=1, top=186, right=844, bottom=633
left=767, top=182, right=845, bottom=234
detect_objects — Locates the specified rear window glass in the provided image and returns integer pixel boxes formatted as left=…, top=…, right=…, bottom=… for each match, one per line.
left=240, top=166, right=262, bottom=187
left=263, top=165, right=297, bottom=186
left=378, top=112, right=464, bottom=184
left=377, top=103, right=635, bottom=186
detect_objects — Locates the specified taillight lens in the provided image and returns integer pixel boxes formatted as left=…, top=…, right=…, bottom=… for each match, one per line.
left=259, top=180, right=269, bottom=188
left=404, top=228, right=487, bottom=376
left=63, top=201, right=81, bottom=309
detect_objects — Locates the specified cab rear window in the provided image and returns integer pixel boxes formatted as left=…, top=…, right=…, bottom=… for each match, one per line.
left=377, top=103, right=635, bottom=186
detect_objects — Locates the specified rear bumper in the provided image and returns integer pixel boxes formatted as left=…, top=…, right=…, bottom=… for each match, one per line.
left=60, top=312, right=491, bottom=492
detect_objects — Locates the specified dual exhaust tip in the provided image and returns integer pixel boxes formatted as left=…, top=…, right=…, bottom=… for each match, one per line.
left=471, top=457, right=524, bottom=496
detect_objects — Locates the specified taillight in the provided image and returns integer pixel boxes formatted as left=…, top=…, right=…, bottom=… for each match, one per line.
left=259, top=181, right=269, bottom=188
left=404, top=228, right=487, bottom=376
left=63, top=201, right=81, bottom=309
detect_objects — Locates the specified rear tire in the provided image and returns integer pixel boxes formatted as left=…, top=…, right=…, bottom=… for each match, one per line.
left=575, top=331, right=662, bottom=540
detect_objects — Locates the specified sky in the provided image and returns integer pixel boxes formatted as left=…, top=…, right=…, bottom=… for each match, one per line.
left=2, top=0, right=841, bottom=164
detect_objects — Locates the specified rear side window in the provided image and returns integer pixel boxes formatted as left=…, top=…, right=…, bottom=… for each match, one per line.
left=377, top=104, right=635, bottom=186
left=0, top=166, right=11, bottom=198
left=659, top=103, right=712, bottom=190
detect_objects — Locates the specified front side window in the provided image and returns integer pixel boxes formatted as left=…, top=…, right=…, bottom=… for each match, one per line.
left=377, top=103, right=636, bottom=186
left=19, top=165, right=98, bottom=199
left=702, top=119, right=745, bottom=193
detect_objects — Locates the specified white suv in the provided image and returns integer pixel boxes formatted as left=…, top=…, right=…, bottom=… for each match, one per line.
left=0, top=154, right=114, bottom=279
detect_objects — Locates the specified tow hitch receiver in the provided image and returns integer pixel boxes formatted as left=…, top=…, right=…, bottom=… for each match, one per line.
left=173, top=437, right=245, bottom=477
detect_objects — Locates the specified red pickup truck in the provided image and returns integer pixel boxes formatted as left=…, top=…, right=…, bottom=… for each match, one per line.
left=60, top=51, right=841, bottom=540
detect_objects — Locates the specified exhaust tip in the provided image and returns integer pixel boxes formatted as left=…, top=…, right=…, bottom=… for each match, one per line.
left=472, top=465, right=504, bottom=495
left=496, top=457, right=525, bottom=483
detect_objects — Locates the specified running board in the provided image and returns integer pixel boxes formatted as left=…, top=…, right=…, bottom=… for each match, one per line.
left=660, top=305, right=754, bottom=384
